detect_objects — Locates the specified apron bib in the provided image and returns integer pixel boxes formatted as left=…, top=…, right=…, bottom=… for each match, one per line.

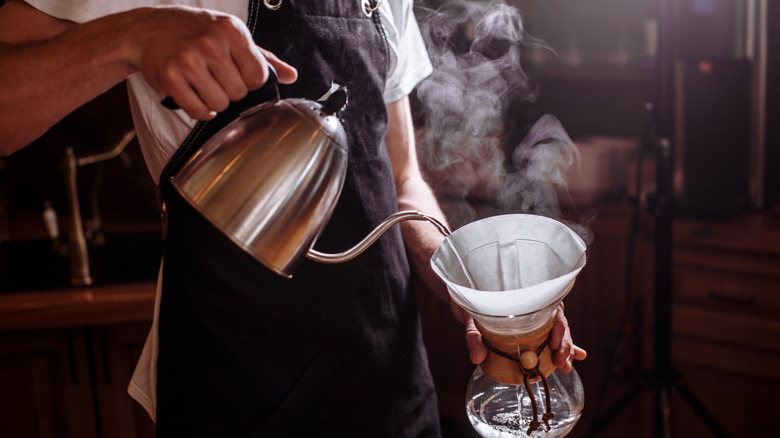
left=155, top=1, right=440, bottom=437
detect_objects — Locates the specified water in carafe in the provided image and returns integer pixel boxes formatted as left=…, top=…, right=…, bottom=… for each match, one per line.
left=466, top=365, right=584, bottom=437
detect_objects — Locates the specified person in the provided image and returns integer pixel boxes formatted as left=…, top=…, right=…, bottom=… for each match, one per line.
left=0, top=0, right=587, bottom=436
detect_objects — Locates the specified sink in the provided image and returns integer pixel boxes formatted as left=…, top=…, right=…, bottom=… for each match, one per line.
left=0, top=232, right=162, bottom=293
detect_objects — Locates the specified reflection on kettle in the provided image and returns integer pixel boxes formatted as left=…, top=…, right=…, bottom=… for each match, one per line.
left=170, top=70, right=448, bottom=277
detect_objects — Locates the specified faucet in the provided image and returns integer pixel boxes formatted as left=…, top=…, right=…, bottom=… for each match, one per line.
left=62, top=130, right=137, bottom=286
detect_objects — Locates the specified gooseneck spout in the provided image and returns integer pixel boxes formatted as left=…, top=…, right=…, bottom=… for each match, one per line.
left=306, top=211, right=450, bottom=264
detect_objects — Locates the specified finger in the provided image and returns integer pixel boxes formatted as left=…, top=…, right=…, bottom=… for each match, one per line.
left=258, top=47, right=298, bottom=84
left=208, top=54, right=250, bottom=102
left=465, top=317, right=487, bottom=365
left=184, top=60, right=231, bottom=113
left=548, top=303, right=568, bottom=351
left=555, top=344, right=587, bottom=374
left=157, top=46, right=231, bottom=115
left=159, top=69, right=216, bottom=120
left=553, top=333, right=574, bottom=370
left=180, top=21, right=252, bottom=104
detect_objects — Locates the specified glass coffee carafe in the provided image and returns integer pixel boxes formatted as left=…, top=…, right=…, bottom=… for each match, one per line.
left=464, top=303, right=585, bottom=437
left=431, top=214, right=587, bottom=437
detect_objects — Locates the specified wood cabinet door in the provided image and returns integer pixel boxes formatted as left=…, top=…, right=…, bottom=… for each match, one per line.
left=0, top=328, right=97, bottom=438
left=90, top=323, right=155, bottom=438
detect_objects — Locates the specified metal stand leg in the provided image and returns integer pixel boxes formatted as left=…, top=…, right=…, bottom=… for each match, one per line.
left=581, top=2, right=732, bottom=436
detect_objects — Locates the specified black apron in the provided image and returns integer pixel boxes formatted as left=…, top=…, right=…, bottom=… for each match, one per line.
left=155, top=1, right=440, bottom=437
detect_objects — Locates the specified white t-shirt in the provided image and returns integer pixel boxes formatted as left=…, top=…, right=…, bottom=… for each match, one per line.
left=26, top=0, right=432, bottom=421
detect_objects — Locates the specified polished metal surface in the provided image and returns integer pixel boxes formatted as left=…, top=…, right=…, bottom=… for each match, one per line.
left=307, top=210, right=450, bottom=264
left=172, top=98, right=349, bottom=277
left=171, top=86, right=450, bottom=278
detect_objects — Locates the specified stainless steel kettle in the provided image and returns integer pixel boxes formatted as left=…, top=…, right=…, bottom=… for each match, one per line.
left=170, top=71, right=448, bottom=277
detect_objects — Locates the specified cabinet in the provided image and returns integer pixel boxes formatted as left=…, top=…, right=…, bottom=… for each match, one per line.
left=92, top=323, right=156, bottom=438
left=0, top=323, right=154, bottom=438
left=0, top=328, right=95, bottom=437
left=0, top=283, right=156, bottom=438
left=570, top=209, right=780, bottom=438
left=669, top=216, right=780, bottom=437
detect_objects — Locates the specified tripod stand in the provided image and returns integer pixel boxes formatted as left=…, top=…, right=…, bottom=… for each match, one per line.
left=582, top=135, right=730, bottom=438
left=582, top=1, right=731, bottom=437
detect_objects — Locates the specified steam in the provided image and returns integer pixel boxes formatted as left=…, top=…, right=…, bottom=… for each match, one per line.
left=414, top=0, right=588, bottom=239
left=500, top=114, right=578, bottom=218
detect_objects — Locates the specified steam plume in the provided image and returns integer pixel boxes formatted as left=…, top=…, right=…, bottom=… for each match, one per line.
left=414, top=0, right=588, bottom=239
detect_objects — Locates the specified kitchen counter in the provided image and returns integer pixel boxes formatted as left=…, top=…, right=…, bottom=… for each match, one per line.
left=0, top=281, right=155, bottom=333
left=0, top=281, right=157, bottom=438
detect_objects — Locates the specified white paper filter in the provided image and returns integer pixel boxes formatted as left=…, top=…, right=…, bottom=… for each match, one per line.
left=431, top=214, right=586, bottom=318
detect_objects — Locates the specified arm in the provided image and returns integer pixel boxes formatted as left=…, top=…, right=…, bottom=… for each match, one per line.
left=385, top=96, right=449, bottom=302
left=0, top=0, right=297, bottom=155
left=385, top=97, right=586, bottom=370
left=385, top=96, right=490, bottom=363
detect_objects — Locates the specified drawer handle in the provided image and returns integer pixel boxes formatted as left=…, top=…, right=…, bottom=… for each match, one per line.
left=707, top=289, right=756, bottom=305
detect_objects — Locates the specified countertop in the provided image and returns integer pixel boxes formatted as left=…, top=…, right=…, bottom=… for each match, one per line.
left=0, top=281, right=155, bottom=333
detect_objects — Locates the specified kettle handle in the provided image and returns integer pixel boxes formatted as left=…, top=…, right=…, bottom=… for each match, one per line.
left=160, top=64, right=280, bottom=110
left=306, top=210, right=450, bottom=264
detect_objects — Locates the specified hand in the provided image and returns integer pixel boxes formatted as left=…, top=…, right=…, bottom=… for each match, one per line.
left=455, top=301, right=587, bottom=372
left=125, top=6, right=298, bottom=120
left=548, top=302, right=587, bottom=372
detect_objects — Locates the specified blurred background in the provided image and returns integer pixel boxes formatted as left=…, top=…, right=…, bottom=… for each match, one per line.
left=0, top=0, right=778, bottom=437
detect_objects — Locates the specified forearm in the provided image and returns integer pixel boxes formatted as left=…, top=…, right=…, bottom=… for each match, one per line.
left=0, top=3, right=296, bottom=156
left=0, top=8, right=139, bottom=154
left=396, top=174, right=451, bottom=303
left=386, top=96, right=450, bottom=302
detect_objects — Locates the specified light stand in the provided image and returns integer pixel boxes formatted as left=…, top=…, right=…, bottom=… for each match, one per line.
left=583, top=1, right=730, bottom=437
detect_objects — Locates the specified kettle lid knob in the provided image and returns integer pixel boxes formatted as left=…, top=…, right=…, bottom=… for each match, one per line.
left=321, top=85, right=348, bottom=115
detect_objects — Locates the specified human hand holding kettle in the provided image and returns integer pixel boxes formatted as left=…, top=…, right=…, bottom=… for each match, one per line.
left=126, top=6, right=298, bottom=120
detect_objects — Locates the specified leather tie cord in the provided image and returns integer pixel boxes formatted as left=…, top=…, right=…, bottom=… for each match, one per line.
left=482, top=333, right=554, bottom=435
